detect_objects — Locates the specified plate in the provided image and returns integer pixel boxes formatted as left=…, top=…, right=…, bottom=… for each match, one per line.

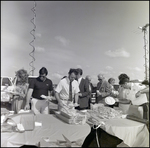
left=73, top=103, right=79, bottom=107
left=80, top=110, right=87, bottom=113
left=68, top=103, right=79, bottom=108
left=105, top=97, right=115, bottom=105
left=40, top=95, right=47, bottom=99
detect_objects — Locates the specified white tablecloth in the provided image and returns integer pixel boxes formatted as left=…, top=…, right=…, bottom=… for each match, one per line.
left=88, top=104, right=149, bottom=147
left=104, top=118, right=149, bottom=147
left=1, top=114, right=91, bottom=147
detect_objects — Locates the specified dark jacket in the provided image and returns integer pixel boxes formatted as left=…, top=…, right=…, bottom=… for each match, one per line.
left=78, top=78, right=90, bottom=108
left=96, top=80, right=112, bottom=103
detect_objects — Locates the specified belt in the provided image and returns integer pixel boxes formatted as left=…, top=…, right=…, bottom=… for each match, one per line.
left=32, top=97, right=45, bottom=100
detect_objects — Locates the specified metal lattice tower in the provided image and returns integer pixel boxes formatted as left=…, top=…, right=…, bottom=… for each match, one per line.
left=138, top=24, right=149, bottom=81
left=29, top=1, right=36, bottom=76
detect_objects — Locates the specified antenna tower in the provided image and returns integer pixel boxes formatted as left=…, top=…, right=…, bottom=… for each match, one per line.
left=29, top=1, right=36, bottom=76
left=138, top=24, right=149, bottom=81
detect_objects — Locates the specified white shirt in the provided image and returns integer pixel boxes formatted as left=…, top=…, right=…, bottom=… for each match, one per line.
left=55, top=77, right=80, bottom=101
left=124, top=83, right=148, bottom=105
left=78, top=77, right=82, bottom=85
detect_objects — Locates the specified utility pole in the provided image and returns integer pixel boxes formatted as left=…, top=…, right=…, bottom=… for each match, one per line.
left=138, top=24, right=149, bottom=81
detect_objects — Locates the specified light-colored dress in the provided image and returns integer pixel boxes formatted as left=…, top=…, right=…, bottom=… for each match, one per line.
left=11, top=83, right=29, bottom=114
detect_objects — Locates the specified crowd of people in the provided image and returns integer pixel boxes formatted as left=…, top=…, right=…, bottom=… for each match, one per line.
left=6, top=67, right=149, bottom=121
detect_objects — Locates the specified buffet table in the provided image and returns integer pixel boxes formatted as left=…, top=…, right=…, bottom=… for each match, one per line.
left=1, top=114, right=91, bottom=147
left=86, top=104, right=149, bottom=147
left=103, top=118, right=149, bottom=147
left=1, top=106, right=149, bottom=147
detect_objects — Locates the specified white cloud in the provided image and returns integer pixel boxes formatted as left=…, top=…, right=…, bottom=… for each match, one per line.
left=55, top=36, right=70, bottom=47
left=51, top=73, right=63, bottom=79
left=127, top=66, right=142, bottom=71
left=36, top=47, right=45, bottom=52
left=134, top=67, right=142, bottom=71
left=86, top=65, right=90, bottom=68
left=44, top=47, right=75, bottom=62
left=105, top=48, right=130, bottom=58
left=105, top=66, right=113, bottom=71
left=98, top=71, right=108, bottom=75
left=76, top=65, right=82, bottom=68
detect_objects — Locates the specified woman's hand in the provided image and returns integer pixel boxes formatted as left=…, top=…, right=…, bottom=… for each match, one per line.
left=135, top=91, right=141, bottom=98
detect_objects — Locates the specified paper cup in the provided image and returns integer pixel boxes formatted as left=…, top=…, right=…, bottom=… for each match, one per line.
left=9, top=111, right=14, bottom=115
left=119, top=103, right=130, bottom=114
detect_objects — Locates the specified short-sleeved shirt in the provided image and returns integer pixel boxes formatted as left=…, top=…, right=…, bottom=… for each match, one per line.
left=125, top=83, right=147, bottom=105
left=29, top=77, right=53, bottom=99
left=55, top=77, right=80, bottom=101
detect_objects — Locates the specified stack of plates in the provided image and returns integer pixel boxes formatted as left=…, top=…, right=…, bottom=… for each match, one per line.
left=105, top=97, right=115, bottom=105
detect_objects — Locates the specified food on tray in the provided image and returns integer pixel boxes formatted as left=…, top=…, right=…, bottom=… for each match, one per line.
left=61, top=107, right=77, bottom=116
left=87, top=105, right=123, bottom=124
left=67, top=102, right=79, bottom=108
left=56, top=104, right=87, bottom=124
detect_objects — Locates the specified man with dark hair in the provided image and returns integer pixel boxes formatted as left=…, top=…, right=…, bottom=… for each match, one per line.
left=76, top=68, right=90, bottom=110
left=55, top=68, right=80, bottom=110
left=24, top=67, right=53, bottom=114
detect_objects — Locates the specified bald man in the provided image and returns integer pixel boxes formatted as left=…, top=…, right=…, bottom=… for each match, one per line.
left=85, top=75, right=94, bottom=108
left=96, top=74, right=111, bottom=104
left=85, top=75, right=94, bottom=93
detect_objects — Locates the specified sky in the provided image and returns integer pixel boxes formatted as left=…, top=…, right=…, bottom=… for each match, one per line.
left=1, top=1, right=149, bottom=85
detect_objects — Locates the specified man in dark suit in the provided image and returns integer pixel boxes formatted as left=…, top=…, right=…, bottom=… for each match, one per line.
left=85, top=75, right=94, bottom=93
left=75, top=68, right=90, bottom=110
left=85, top=75, right=95, bottom=107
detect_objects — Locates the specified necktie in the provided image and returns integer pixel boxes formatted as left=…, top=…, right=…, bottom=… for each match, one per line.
left=69, top=81, right=72, bottom=101
left=89, top=83, right=91, bottom=92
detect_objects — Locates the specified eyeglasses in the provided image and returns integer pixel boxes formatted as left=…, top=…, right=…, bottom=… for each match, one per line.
left=98, top=79, right=102, bottom=80
left=39, top=75, right=46, bottom=78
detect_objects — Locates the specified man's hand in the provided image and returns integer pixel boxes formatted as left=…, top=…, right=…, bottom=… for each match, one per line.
left=78, top=93, right=82, bottom=97
left=40, top=95, right=52, bottom=101
left=58, top=100, right=64, bottom=109
left=96, top=90, right=101, bottom=96
left=24, top=104, right=30, bottom=110
left=46, top=96, right=52, bottom=101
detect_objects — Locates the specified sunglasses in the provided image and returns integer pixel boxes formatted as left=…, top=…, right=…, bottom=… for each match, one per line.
left=98, top=79, right=102, bottom=80
left=39, top=75, right=46, bottom=78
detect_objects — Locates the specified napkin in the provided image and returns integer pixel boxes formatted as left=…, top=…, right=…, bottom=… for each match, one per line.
left=18, top=109, right=31, bottom=114
left=35, top=122, right=42, bottom=127
left=16, top=123, right=25, bottom=132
